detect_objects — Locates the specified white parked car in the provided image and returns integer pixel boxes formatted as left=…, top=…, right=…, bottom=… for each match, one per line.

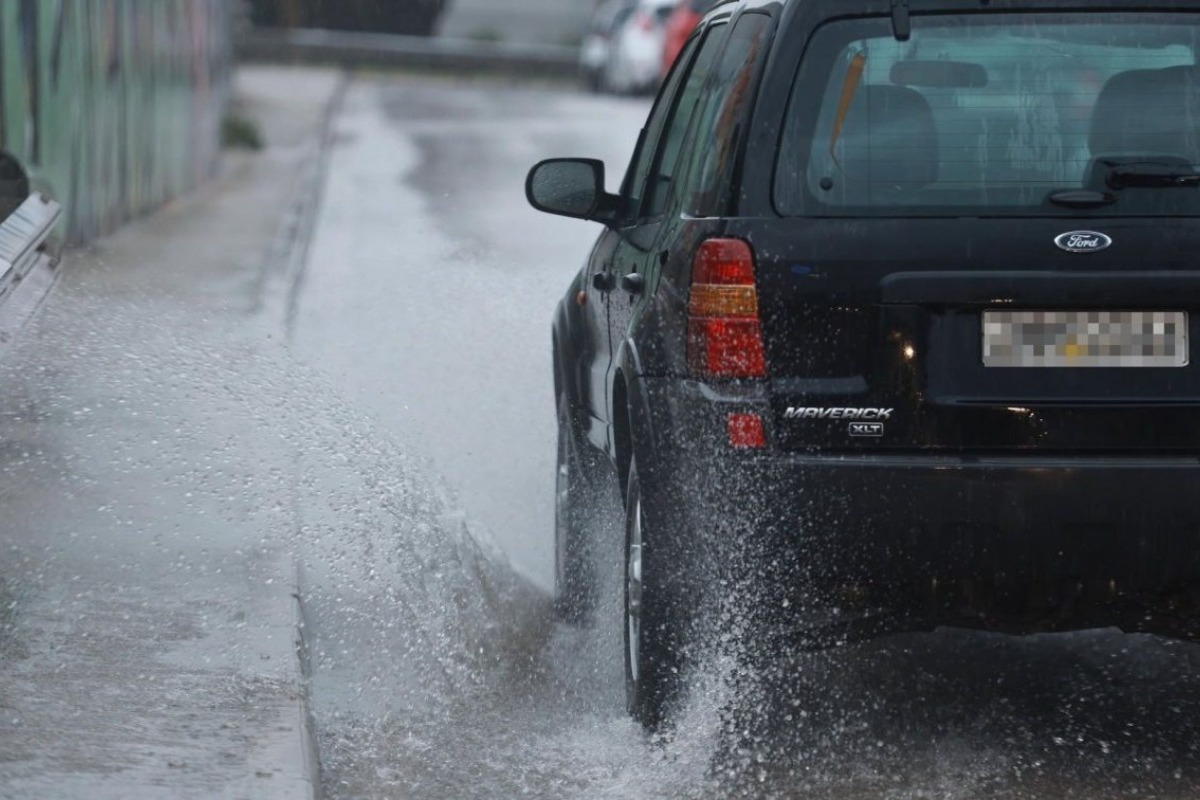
left=584, top=0, right=676, bottom=95
left=579, top=0, right=636, bottom=92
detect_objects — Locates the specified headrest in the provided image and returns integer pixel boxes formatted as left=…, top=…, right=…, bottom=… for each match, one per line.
left=837, top=85, right=939, bottom=186
left=1090, top=65, right=1200, bottom=159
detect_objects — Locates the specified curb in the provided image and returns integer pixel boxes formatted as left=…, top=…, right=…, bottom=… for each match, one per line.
left=292, top=577, right=324, bottom=800
left=256, top=71, right=350, bottom=339
left=259, top=72, right=352, bottom=800
left=238, top=28, right=580, bottom=79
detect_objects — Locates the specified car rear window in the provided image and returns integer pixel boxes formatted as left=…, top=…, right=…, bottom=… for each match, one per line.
left=774, top=13, right=1200, bottom=217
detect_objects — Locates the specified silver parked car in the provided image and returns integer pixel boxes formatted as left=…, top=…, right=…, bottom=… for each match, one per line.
left=580, top=0, right=636, bottom=92
left=581, top=0, right=676, bottom=94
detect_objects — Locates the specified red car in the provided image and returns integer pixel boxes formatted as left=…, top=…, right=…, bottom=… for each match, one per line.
left=660, top=0, right=715, bottom=77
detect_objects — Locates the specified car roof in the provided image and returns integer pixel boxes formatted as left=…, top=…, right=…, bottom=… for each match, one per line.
left=711, top=0, right=1200, bottom=15
left=701, top=0, right=1200, bottom=36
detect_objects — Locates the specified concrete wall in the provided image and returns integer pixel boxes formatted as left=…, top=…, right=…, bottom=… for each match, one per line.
left=0, top=0, right=232, bottom=245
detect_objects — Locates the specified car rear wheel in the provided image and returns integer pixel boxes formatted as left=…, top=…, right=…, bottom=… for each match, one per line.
left=624, top=457, right=683, bottom=728
left=555, top=393, right=597, bottom=623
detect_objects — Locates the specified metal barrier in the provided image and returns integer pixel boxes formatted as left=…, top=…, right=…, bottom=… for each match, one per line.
left=0, top=192, right=62, bottom=350
left=238, top=28, right=579, bottom=77
left=0, top=194, right=61, bottom=308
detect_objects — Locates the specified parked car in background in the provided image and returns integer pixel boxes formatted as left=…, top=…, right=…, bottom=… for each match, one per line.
left=661, top=0, right=715, bottom=77
left=600, top=0, right=678, bottom=94
left=581, top=0, right=636, bottom=92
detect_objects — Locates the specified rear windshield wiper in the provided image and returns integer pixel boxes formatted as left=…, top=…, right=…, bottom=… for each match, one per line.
left=1048, top=190, right=1115, bottom=209
left=1106, top=163, right=1200, bottom=189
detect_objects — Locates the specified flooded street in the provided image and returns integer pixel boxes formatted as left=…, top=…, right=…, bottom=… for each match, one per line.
left=2, top=68, right=1200, bottom=799
left=290, top=76, right=1200, bottom=799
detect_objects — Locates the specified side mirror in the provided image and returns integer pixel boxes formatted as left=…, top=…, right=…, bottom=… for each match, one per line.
left=526, top=158, right=612, bottom=222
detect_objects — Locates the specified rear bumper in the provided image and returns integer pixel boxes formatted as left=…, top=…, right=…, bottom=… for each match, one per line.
left=639, top=378, right=1200, bottom=588
left=749, top=453, right=1200, bottom=587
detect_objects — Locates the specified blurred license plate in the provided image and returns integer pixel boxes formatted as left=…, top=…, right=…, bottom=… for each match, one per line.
left=982, top=310, right=1188, bottom=367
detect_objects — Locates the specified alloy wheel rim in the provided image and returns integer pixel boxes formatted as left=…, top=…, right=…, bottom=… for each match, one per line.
left=555, top=431, right=570, bottom=589
left=627, top=494, right=644, bottom=686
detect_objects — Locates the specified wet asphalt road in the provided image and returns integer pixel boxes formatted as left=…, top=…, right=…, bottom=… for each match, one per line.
left=287, top=75, right=1200, bottom=799
left=3, top=69, right=1200, bottom=798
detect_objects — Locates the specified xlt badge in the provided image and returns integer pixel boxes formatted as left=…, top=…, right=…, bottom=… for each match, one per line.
left=849, top=422, right=885, bottom=437
left=784, top=407, right=894, bottom=420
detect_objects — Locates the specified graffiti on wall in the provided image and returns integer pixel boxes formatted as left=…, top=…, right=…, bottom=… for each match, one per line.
left=0, top=0, right=232, bottom=244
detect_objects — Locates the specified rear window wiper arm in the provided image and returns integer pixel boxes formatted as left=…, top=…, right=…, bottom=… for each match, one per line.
left=1107, top=164, right=1200, bottom=189
left=1048, top=190, right=1115, bottom=209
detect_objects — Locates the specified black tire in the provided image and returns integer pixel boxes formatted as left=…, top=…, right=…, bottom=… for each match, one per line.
left=624, top=457, right=685, bottom=729
left=554, top=393, right=598, bottom=623
left=582, top=68, right=603, bottom=94
left=599, top=58, right=620, bottom=96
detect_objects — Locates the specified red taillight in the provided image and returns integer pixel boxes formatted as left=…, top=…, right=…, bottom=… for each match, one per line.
left=687, top=239, right=767, bottom=379
left=687, top=318, right=766, bottom=376
left=691, top=238, right=755, bottom=285
left=727, top=413, right=766, bottom=449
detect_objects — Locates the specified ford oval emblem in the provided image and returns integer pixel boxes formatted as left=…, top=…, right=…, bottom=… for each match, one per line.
left=1055, top=230, right=1112, bottom=253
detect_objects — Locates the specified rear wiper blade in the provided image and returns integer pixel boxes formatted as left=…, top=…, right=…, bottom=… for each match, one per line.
left=1107, top=164, right=1200, bottom=189
left=1047, top=190, right=1115, bottom=208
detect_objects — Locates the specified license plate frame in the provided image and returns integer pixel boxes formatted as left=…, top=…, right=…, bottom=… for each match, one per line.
left=982, top=310, right=1189, bottom=368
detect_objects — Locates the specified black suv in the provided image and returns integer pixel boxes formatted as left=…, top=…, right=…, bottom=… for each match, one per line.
left=528, top=0, right=1200, bottom=727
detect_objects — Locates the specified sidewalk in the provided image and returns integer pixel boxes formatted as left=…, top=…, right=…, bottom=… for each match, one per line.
left=0, top=66, right=341, bottom=800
